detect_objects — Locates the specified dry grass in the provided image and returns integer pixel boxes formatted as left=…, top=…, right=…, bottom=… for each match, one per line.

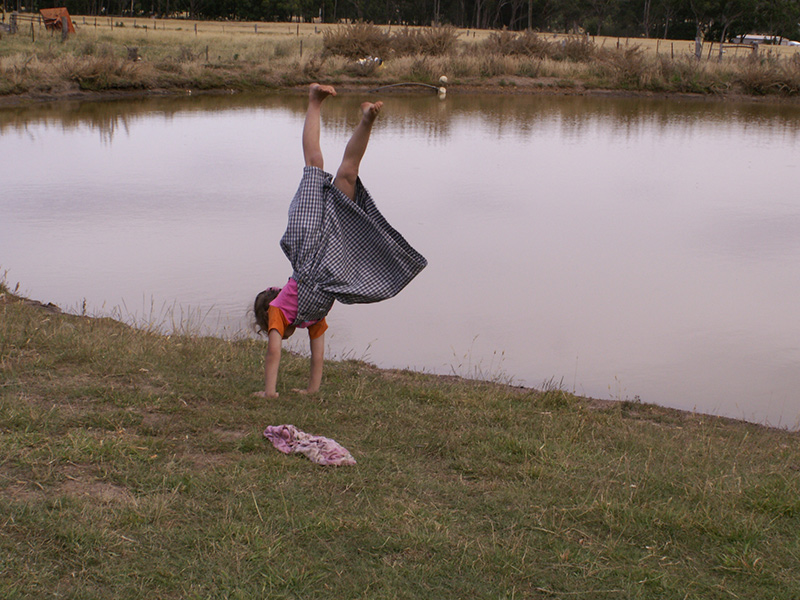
left=2, top=17, right=800, bottom=98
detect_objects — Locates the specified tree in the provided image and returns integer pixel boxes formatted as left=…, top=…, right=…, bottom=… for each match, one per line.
left=716, top=0, right=753, bottom=42
left=757, top=0, right=800, bottom=39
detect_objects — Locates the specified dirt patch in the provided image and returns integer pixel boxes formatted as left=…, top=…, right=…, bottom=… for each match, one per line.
left=211, top=427, right=249, bottom=442
left=59, top=476, right=135, bottom=505
left=181, top=450, right=238, bottom=470
left=1, top=463, right=135, bottom=505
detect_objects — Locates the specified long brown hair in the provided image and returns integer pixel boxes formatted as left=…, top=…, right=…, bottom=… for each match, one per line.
left=253, top=287, right=281, bottom=334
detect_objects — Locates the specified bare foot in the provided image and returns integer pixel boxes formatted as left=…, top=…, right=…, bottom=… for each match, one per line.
left=253, top=391, right=279, bottom=399
left=291, top=388, right=317, bottom=396
left=360, top=101, right=383, bottom=124
left=309, top=83, right=337, bottom=104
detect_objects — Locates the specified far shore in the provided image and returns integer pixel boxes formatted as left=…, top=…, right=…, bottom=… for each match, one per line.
left=3, top=17, right=800, bottom=108
left=3, top=78, right=800, bottom=110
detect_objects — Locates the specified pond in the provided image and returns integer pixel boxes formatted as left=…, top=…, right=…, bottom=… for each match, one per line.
left=2, top=91, right=799, bottom=428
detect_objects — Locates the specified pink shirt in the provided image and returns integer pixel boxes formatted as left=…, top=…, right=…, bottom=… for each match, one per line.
left=270, top=278, right=323, bottom=327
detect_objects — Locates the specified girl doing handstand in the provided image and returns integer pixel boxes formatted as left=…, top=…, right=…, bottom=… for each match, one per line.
left=254, top=84, right=427, bottom=398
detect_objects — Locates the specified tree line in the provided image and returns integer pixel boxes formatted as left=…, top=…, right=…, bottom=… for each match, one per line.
left=13, top=0, right=800, bottom=42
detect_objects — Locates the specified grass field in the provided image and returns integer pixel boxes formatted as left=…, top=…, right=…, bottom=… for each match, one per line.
left=2, top=15, right=800, bottom=100
left=3, top=281, right=800, bottom=598
left=62, top=15, right=800, bottom=61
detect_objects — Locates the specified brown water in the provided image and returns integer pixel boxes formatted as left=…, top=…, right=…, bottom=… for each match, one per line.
left=2, top=92, right=799, bottom=427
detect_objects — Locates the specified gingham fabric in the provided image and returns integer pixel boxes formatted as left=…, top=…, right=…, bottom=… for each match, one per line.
left=280, top=166, right=427, bottom=324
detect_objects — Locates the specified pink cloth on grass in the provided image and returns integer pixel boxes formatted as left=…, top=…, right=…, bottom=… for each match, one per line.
left=263, top=425, right=356, bottom=466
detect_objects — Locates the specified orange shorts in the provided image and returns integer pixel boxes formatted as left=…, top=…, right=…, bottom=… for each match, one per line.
left=267, top=304, right=328, bottom=340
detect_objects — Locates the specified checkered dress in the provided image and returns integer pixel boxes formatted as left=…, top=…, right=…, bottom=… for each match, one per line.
left=280, top=166, right=427, bottom=325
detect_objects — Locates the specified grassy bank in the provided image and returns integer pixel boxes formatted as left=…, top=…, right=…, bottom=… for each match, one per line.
left=2, top=17, right=800, bottom=102
left=2, top=283, right=800, bottom=598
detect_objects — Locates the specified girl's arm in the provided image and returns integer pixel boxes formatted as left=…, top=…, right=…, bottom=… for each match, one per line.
left=256, top=329, right=283, bottom=398
left=306, top=332, right=325, bottom=393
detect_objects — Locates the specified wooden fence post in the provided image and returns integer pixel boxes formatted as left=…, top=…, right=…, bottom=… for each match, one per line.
left=61, top=16, right=68, bottom=41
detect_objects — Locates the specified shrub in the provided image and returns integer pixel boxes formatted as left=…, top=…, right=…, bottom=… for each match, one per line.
left=595, top=46, right=647, bottom=88
left=729, top=58, right=800, bottom=95
left=482, top=30, right=552, bottom=58
left=409, top=56, right=438, bottom=82
left=556, top=35, right=596, bottom=61
left=658, top=56, right=717, bottom=93
left=323, top=24, right=457, bottom=59
left=322, top=22, right=390, bottom=58
left=402, top=26, right=458, bottom=56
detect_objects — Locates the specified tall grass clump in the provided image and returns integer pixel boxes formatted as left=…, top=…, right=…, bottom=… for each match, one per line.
left=733, top=56, right=800, bottom=95
left=557, top=35, right=596, bottom=61
left=322, top=22, right=390, bottom=58
left=481, top=30, right=553, bottom=58
left=56, top=54, right=153, bottom=91
left=390, top=25, right=459, bottom=56
left=480, top=30, right=597, bottom=62
left=323, top=23, right=458, bottom=59
left=657, top=55, right=725, bottom=93
left=592, top=45, right=651, bottom=89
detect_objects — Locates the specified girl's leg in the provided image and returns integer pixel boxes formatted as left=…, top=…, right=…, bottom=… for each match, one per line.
left=303, top=83, right=336, bottom=168
left=333, top=101, right=383, bottom=201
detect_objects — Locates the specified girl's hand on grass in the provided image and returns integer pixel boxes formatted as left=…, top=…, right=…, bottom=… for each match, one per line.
left=253, top=390, right=279, bottom=399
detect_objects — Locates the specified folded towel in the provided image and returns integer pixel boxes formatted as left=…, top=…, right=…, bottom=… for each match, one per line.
left=263, top=424, right=356, bottom=466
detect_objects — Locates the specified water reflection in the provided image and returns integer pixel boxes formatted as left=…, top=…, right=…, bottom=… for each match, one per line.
left=2, top=91, right=799, bottom=428
left=4, top=91, right=800, bottom=143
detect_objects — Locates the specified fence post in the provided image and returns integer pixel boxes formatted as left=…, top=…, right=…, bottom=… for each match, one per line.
left=31, top=21, right=34, bottom=42
left=61, top=17, right=68, bottom=41
left=10, top=12, right=17, bottom=34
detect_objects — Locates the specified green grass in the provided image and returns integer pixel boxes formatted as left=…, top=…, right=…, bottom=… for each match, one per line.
left=2, top=282, right=800, bottom=599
